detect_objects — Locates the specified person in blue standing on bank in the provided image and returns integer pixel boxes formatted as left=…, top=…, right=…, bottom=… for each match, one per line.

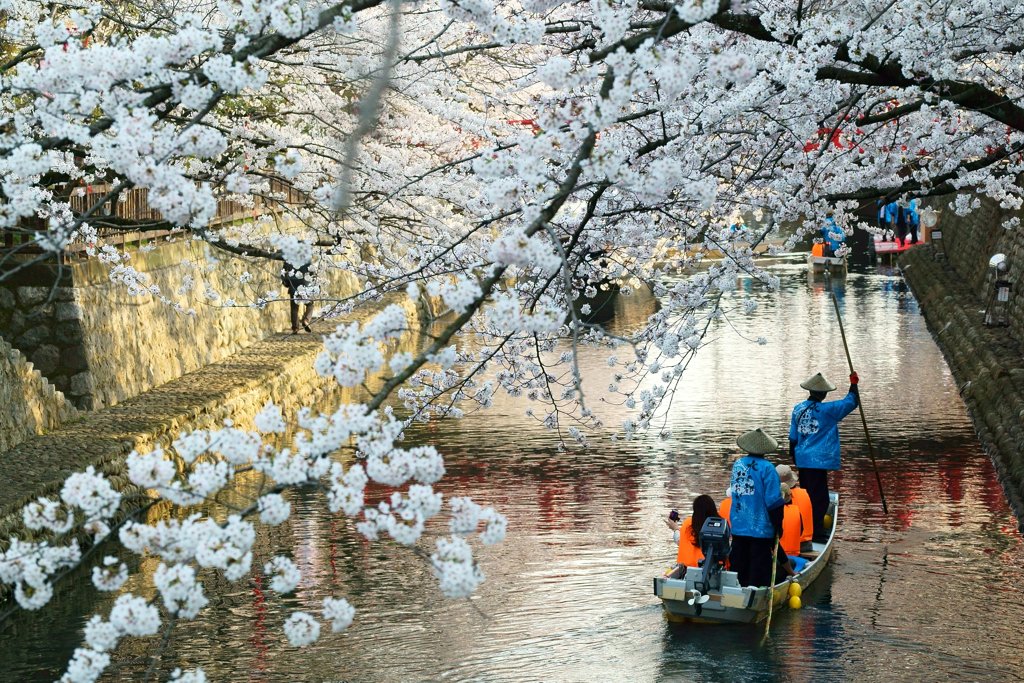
left=820, top=210, right=845, bottom=256
left=884, top=201, right=900, bottom=242
left=729, top=428, right=785, bottom=587
left=906, top=198, right=921, bottom=244
left=789, top=372, right=860, bottom=542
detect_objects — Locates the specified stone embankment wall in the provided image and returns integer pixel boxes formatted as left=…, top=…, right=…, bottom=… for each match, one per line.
left=901, top=195, right=1024, bottom=528
left=0, top=295, right=423, bottom=603
left=0, top=284, right=90, bottom=406
left=0, top=337, right=78, bottom=453
left=0, top=240, right=360, bottom=410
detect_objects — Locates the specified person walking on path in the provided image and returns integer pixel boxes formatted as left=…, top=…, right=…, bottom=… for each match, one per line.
left=728, top=428, right=785, bottom=587
left=789, top=372, right=859, bottom=541
left=907, top=198, right=920, bottom=244
left=281, top=262, right=313, bottom=334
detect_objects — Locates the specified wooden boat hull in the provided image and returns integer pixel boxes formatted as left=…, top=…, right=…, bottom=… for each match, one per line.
left=653, top=492, right=838, bottom=624
left=807, top=254, right=847, bottom=273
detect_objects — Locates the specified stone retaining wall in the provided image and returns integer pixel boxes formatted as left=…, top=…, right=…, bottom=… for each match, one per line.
left=0, top=240, right=360, bottom=410
left=901, top=241, right=1024, bottom=530
left=0, top=337, right=78, bottom=453
left=929, top=194, right=1024, bottom=340
left=0, top=294, right=423, bottom=603
left=0, top=284, right=90, bottom=406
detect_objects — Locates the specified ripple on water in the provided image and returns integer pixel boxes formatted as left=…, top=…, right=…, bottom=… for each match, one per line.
left=2, top=264, right=1023, bottom=682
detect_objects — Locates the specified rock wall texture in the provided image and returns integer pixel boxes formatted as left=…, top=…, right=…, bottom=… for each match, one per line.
left=0, top=240, right=360, bottom=410
left=0, top=337, right=78, bottom=453
left=901, top=196, right=1024, bottom=529
left=0, top=294, right=423, bottom=603
left=0, top=283, right=90, bottom=407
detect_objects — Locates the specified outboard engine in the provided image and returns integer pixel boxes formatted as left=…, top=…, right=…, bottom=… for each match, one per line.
left=697, top=516, right=731, bottom=595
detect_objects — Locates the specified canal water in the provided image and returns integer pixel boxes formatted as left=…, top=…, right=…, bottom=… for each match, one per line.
left=3, top=261, right=1023, bottom=682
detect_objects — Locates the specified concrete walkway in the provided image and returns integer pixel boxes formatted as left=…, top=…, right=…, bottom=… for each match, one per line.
left=0, top=298, right=407, bottom=557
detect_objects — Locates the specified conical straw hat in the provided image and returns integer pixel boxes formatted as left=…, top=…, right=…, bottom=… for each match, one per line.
left=736, top=428, right=779, bottom=455
left=800, top=372, right=836, bottom=392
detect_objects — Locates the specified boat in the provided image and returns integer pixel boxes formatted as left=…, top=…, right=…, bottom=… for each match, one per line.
left=807, top=243, right=848, bottom=274
left=653, top=491, right=839, bottom=624
left=807, top=253, right=847, bottom=274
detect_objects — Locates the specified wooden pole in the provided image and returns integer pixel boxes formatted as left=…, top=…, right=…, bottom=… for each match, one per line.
left=824, top=272, right=889, bottom=513
left=763, top=536, right=781, bottom=640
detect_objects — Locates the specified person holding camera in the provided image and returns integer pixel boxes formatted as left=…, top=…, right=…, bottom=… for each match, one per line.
left=667, top=495, right=720, bottom=569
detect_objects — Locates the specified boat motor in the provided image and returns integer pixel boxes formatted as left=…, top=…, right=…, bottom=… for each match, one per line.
left=697, top=516, right=731, bottom=595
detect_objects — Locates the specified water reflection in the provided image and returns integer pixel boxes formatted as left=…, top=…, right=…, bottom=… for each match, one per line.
left=1, top=261, right=1023, bottom=682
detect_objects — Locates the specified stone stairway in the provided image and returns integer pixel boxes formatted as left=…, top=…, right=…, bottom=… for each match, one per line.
left=0, top=295, right=420, bottom=601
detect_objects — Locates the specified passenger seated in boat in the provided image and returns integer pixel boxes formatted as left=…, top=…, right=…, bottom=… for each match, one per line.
left=675, top=495, right=719, bottom=568
left=779, top=484, right=804, bottom=556
left=777, top=464, right=813, bottom=551
left=718, top=488, right=731, bottom=524
left=776, top=547, right=797, bottom=579
left=728, top=428, right=786, bottom=588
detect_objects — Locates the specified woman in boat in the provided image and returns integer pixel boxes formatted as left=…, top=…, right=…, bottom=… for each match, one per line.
left=718, top=487, right=732, bottom=523
left=728, top=428, right=785, bottom=588
left=776, top=464, right=813, bottom=551
left=779, top=484, right=811, bottom=575
left=778, top=484, right=803, bottom=556
left=675, top=494, right=719, bottom=568
left=789, top=371, right=859, bottom=542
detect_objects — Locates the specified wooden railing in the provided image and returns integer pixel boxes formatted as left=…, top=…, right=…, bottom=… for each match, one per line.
left=3, top=177, right=305, bottom=258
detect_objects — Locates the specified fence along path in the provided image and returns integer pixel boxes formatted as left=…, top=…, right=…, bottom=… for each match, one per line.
left=2, top=177, right=306, bottom=258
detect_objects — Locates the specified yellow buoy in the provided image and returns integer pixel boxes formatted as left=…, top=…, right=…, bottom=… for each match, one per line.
left=789, top=595, right=802, bottom=610
left=788, top=582, right=802, bottom=598
left=823, top=514, right=833, bottom=528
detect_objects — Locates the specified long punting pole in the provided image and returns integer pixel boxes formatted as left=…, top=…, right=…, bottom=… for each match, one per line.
left=824, top=272, right=889, bottom=513
left=763, top=537, right=781, bottom=639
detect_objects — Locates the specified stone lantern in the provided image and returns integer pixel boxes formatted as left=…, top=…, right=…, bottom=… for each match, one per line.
left=984, top=253, right=1012, bottom=327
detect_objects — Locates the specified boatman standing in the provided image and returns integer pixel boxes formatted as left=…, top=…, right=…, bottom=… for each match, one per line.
left=789, top=372, right=860, bottom=542
left=820, top=211, right=846, bottom=256
left=729, top=428, right=785, bottom=588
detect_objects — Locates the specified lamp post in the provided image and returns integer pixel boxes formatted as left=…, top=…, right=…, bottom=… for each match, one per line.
left=921, top=207, right=942, bottom=258
left=984, top=253, right=1012, bottom=327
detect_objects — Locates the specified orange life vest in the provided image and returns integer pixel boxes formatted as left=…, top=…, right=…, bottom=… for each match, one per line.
left=780, top=501, right=803, bottom=555
left=791, top=486, right=813, bottom=543
left=718, top=497, right=731, bottom=524
left=676, top=518, right=704, bottom=567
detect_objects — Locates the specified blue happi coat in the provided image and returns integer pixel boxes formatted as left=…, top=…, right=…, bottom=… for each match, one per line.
left=821, top=217, right=845, bottom=252
left=789, top=392, right=858, bottom=470
left=907, top=199, right=920, bottom=227
left=729, top=456, right=784, bottom=538
left=884, top=202, right=899, bottom=223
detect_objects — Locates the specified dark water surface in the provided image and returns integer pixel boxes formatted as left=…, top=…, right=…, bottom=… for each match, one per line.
left=3, top=262, right=1023, bottom=682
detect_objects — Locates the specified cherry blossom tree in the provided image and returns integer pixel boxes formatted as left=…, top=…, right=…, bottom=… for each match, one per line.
left=2, top=0, right=1024, bottom=679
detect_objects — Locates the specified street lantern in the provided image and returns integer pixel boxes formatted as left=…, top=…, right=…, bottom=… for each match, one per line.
left=921, top=207, right=942, bottom=257
left=984, top=253, right=1012, bottom=327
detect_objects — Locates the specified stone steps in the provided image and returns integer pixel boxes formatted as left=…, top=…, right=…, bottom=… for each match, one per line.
left=0, top=336, right=79, bottom=453
left=0, top=295, right=420, bottom=602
